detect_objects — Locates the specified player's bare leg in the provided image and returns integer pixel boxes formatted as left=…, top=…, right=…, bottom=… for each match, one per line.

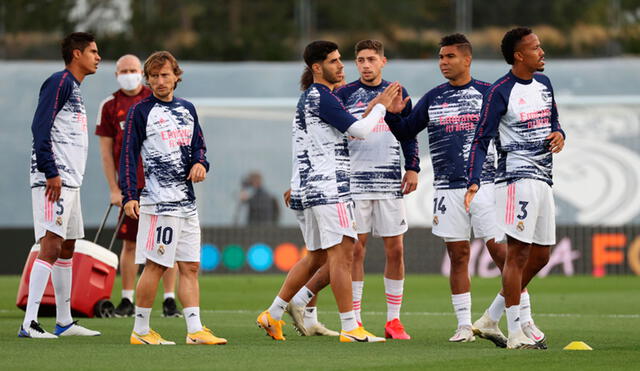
left=20, top=232, right=63, bottom=338
left=502, top=236, right=543, bottom=349
left=517, top=245, right=550, bottom=347
left=287, top=263, right=337, bottom=336
left=351, top=234, right=367, bottom=325
left=383, top=234, right=410, bottom=339
left=446, top=240, right=474, bottom=342
left=258, top=250, right=326, bottom=340
left=485, top=238, right=506, bottom=271
left=177, top=261, right=226, bottom=345
left=130, top=261, right=174, bottom=344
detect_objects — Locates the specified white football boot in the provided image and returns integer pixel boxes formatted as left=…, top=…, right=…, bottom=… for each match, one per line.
left=507, top=328, right=545, bottom=349
left=285, top=303, right=309, bottom=336
left=18, top=321, right=58, bottom=339
left=522, top=321, right=547, bottom=349
left=472, top=311, right=507, bottom=348
left=449, top=325, right=476, bottom=342
left=54, top=321, right=101, bottom=336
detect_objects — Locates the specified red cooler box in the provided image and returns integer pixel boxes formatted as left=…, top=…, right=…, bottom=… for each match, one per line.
left=16, top=239, right=118, bottom=317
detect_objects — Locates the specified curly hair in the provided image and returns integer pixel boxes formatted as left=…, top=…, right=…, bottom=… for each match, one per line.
left=501, top=27, right=533, bottom=65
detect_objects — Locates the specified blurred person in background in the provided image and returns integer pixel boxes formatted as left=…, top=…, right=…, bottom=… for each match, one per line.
left=238, top=171, right=279, bottom=226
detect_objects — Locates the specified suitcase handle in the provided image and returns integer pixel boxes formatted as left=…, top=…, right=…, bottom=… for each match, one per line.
left=93, top=204, right=126, bottom=251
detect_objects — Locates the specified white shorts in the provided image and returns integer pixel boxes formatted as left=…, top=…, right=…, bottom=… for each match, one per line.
left=31, top=187, right=84, bottom=242
left=495, top=179, right=556, bottom=245
left=432, top=184, right=497, bottom=242
left=295, top=201, right=358, bottom=251
left=354, top=198, right=408, bottom=237
left=135, top=212, right=201, bottom=267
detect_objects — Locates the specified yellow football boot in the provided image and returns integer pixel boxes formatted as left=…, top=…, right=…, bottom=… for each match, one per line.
left=256, top=310, right=286, bottom=340
left=130, top=329, right=175, bottom=345
left=339, top=326, right=386, bottom=343
left=186, top=326, right=227, bottom=345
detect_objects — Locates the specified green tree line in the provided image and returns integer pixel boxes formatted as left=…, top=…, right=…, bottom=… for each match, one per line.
left=1, top=0, right=639, bottom=60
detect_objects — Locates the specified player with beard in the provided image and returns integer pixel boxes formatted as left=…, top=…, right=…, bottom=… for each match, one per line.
left=257, top=40, right=400, bottom=343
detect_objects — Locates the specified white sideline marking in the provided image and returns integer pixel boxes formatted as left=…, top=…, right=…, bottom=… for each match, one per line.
left=197, top=309, right=639, bottom=319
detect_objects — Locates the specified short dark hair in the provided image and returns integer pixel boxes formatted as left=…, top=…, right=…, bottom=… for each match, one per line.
left=439, top=33, right=472, bottom=55
left=144, top=51, right=183, bottom=88
left=300, top=40, right=339, bottom=90
left=355, top=39, right=384, bottom=56
left=61, top=32, right=95, bottom=65
left=501, top=27, right=533, bottom=65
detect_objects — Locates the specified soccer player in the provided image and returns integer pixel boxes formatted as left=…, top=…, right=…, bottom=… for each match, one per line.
left=95, top=54, right=181, bottom=318
left=385, top=34, right=543, bottom=346
left=257, top=40, right=399, bottom=343
left=121, top=51, right=226, bottom=345
left=335, top=39, right=419, bottom=339
left=465, top=27, right=565, bottom=349
left=20, top=32, right=102, bottom=338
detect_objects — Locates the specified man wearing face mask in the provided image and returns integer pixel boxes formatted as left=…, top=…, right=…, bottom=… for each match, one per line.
left=95, top=54, right=181, bottom=318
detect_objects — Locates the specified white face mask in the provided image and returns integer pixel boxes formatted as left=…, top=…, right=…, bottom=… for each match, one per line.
left=117, top=72, right=143, bottom=91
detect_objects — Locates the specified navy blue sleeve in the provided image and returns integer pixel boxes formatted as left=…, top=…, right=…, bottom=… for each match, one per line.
left=385, top=92, right=431, bottom=141
left=119, top=104, right=147, bottom=205
left=318, top=89, right=357, bottom=133
left=189, top=105, right=210, bottom=172
left=397, top=87, right=420, bottom=172
left=546, top=79, right=565, bottom=139
left=31, top=74, right=72, bottom=179
left=466, top=85, right=507, bottom=187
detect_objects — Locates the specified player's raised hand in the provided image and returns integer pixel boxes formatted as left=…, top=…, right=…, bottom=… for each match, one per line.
left=401, top=170, right=418, bottom=194
left=283, top=188, right=291, bottom=208
left=45, top=175, right=62, bottom=202
left=124, top=200, right=140, bottom=219
left=376, top=82, right=401, bottom=109
left=188, top=163, right=207, bottom=183
left=388, top=87, right=410, bottom=114
left=464, top=184, right=479, bottom=213
left=546, top=131, right=565, bottom=153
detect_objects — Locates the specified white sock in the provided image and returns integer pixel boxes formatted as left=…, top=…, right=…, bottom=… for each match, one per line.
left=122, top=290, right=134, bottom=302
left=519, top=291, right=533, bottom=324
left=183, top=307, right=203, bottom=333
left=303, top=306, right=318, bottom=328
left=505, top=305, right=521, bottom=335
left=134, top=306, right=152, bottom=335
left=23, top=259, right=52, bottom=328
left=163, top=292, right=175, bottom=300
left=52, top=258, right=73, bottom=326
left=488, top=293, right=505, bottom=322
left=352, top=281, right=364, bottom=324
left=268, top=296, right=288, bottom=321
left=291, top=286, right=315, bottom=308
left=384, top=277, right=404, bottom=322
left=339, top=310, right=358, bottom=332
left=451, top=292, right=472, bottom=327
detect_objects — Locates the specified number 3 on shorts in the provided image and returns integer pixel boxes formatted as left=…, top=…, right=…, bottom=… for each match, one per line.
left=517, top=201, right=528, bottom=220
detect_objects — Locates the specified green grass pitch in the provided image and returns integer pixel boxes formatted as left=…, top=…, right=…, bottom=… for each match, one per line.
left=0, top=274, right=638, bottom=370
